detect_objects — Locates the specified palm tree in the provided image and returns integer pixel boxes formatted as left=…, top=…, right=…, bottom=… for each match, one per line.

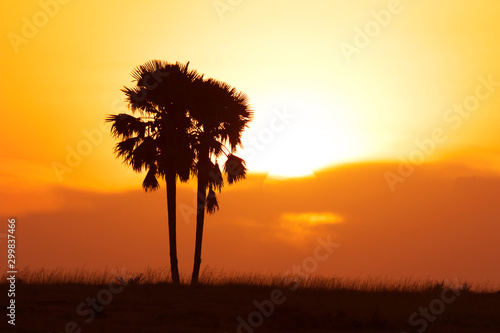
left=189, top=78, right=253, bottom=284
left=106, top=60, right=201, bottom=284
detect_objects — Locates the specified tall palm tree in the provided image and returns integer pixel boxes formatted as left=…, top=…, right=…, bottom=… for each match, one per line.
left=106, top=60, right=201, bottom=284
left=189, top=78, right=253, bottom=284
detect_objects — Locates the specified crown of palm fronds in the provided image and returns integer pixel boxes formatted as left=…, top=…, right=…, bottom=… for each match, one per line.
left=106, top=61, right=201, bottom=192
left=188, top=77, right=252, bottom=218
left=123, top=60, right=202, bottom=114
left=189, top=78, right=253, bottom=153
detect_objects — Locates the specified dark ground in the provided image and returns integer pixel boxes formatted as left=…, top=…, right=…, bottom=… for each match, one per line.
left=2, top=283, right=500, bottom=333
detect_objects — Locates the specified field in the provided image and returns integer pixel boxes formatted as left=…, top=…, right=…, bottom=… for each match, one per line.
left=2, top=268, right=499, bottom=333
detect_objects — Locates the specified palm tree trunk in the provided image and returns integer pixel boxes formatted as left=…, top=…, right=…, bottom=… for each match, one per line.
left=166, top=173, right=181, bottom=284
left=191, top=150, right=208, bottom=285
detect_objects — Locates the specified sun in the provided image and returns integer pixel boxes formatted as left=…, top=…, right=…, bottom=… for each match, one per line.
left=239, top=92, right=369, bottom=179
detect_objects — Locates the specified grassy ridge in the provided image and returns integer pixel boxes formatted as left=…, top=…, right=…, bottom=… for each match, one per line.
left=2, top=266, right=497, bottom=291
left=2, top=267, right=499, bottom=332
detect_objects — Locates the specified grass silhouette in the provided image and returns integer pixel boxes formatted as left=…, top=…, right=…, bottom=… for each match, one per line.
left=2, top=266, right=496, bottom=291
left=2, top=267, right=499, bottom=332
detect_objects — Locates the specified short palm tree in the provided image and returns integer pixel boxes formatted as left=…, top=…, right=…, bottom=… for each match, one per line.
left=106, top=60, right=201, bottom=284
left=189, top=78, right=253, bottom=284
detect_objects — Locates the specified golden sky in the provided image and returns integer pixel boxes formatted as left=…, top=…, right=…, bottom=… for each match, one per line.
left=1, top=0, right=500, bottom=286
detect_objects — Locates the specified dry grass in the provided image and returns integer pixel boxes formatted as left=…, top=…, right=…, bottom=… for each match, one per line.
left=4, top=266, right=499, bottom=333
left=1, top=265, right=497, bottom=292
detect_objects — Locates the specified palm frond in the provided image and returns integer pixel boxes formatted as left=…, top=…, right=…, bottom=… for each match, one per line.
left=175, top=130, right=196, bottom=182
left=121, top=86, right=152, bottom=113
left=207, top=162, right=224, bottom=191
left=208, top=138, right=224, bottom=157
left=206, top=188, right=219, bottom=214
left=106, top=113, right=147, bottom=138
left=129, top=136, right=157, bottom=172
left=142, top=164, right=160, bottom=192
left=224, top=154, right=247, bottom=184
left=114, top=136, right=141, bottom=160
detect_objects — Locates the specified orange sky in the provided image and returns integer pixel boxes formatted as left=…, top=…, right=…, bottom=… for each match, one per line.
left=1, top=1, right=500, bottom=287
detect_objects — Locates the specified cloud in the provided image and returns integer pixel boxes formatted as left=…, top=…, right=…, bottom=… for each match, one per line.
left=282, top=212, right=343, bottom=226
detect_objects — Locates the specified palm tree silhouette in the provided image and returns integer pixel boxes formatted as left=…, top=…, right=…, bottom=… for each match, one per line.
left=106, top=60, right=201, bottom=284
left=189, top=78, right=253, bottom=284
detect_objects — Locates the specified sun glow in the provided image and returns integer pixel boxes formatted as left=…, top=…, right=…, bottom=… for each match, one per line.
left=241, top=91, right=370, bottom=178
left=279, top=212, right=344, bottom=241
left=282, top=212, right=344, bottom=226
